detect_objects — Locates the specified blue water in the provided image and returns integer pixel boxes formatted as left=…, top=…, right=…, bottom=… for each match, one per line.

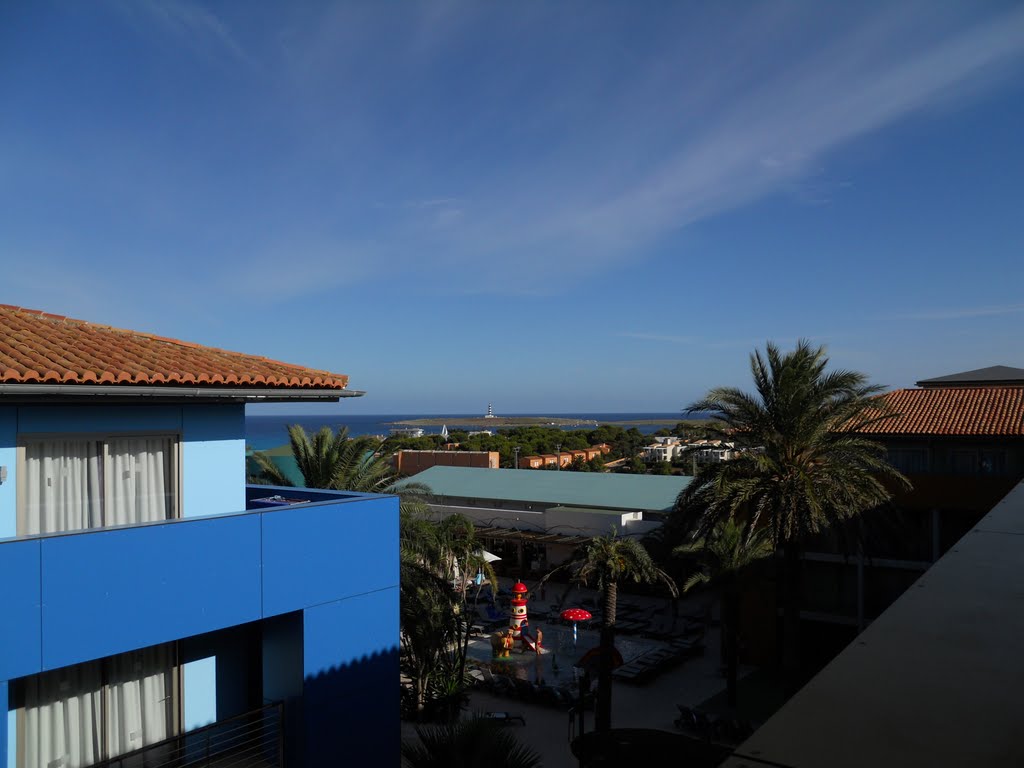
left=245, top=412, right=693, bottom=451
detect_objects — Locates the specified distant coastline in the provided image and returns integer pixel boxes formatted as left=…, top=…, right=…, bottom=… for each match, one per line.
left=388, top=416, right=702, bottom=428
left=389, top=416, right=597, bottom=428
left=245, top=412, right=696, bottom=452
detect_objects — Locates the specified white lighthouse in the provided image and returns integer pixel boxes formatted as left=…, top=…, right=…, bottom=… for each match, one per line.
left=484, top=403, right=495, bottom=419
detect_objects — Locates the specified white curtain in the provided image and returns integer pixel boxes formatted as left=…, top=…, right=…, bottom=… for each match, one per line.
left=19, top=647, right=177, bottom=768
left=22, top=437, right=174, bottom=534
left=105, top=646, right=175, bottom=757
left=20, top=662, right=104, bottom=768
left=106, top=437, right=174, bottom=527
left=21, top=440, right=102, bottom=535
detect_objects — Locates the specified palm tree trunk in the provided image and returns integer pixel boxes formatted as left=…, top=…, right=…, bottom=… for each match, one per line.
left=782, top=539, right=801, bottom=695
left=596, top=581, right=618, bottom=733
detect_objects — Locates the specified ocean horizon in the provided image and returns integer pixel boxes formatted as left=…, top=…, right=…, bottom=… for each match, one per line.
left=245, top=412, right=693, bottom=451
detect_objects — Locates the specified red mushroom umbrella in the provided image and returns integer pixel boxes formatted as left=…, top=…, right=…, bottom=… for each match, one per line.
left=561, top=608, right=592, bottom=646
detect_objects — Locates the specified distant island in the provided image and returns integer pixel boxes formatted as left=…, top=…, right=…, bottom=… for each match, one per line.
left=387, top=416, right=699, bottom=428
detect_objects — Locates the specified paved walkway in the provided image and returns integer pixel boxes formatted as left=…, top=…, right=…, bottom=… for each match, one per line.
left=402, top=582, right=749, bottom=767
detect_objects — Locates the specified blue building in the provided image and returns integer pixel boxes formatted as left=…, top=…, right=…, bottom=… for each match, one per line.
left=0, top=305, right=398, bottom=768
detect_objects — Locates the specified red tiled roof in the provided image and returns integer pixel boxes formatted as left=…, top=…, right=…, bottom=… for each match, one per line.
left=858, top=388, right=1024, bottom=436
left=0, top=304, right=349, bottom=390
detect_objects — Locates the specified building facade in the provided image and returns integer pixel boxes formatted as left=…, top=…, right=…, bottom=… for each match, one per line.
left=775, top=377, right=1024, bottom=668
left=393, top=449, right=500, bottom=475
left=0, top=306, right=398, bottom=768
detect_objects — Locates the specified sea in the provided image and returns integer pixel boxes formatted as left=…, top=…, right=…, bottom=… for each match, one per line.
left=245, top=412, right=691, bottom=451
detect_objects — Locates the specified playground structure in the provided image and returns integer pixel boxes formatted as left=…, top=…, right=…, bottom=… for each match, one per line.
left=491, top=582, right=544, bottom=658
left=510, top=582, right=529, bottom=638
left=490, top=628, right=516, bottom=659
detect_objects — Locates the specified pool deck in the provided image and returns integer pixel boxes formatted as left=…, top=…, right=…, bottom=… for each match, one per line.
left=402, top=584, right=753, bottom=767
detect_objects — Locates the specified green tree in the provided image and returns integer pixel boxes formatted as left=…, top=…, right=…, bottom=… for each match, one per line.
left=540, top=531, right=677, bottom=733
left=625, top=455, right=646, bottom=474
left=568, top=456, right=591, bottom=472
left=675, top=520, right=773, bottom=708
left=402, top=717, right=541, bottom=768
left=676, top=340, right=909, bottom=690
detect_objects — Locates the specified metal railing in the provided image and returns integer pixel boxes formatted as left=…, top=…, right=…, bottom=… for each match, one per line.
left=92, top=702, right=284, bottom=768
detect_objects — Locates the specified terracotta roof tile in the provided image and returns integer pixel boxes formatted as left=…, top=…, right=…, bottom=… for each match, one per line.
left=859, top=388, right=1024, bottom=436
left=0, top=304, right=349, bottom=391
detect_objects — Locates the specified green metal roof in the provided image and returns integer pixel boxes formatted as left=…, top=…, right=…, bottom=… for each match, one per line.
left=402, top=467, right=690, bottom=511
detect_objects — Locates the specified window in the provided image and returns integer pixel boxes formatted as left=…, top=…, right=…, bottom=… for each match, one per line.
left=886, top=448, right=929, bottom=474
left=950, top=448, right=1007, bottom=476
left=17, top=434, right=179, bottom=535
left=16, top=644, right=180, bottom=768
left=979, top=449, right=1007, bottom=476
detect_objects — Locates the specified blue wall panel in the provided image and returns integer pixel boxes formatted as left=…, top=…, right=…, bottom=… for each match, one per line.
left=303, top=588, right=399, bottom=677
left=261, top=495, right=399, bottom=616
left=0, top=539, right=41, bottom=680
left=40, top=516, right=262, bottom=671
left=303, top=590, right=399, bottom=767
left=2, top=682, right=9, bottom=768
left=0, top=408, right=16, bottom=540
left=182, top=405, right=245, bottom=518
left=16, top=405, right=182, bottom=434
left=1, top=486, right=399, bottom=767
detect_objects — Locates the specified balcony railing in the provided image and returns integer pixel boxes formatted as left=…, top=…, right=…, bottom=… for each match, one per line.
left=90, top=703, right=283, bottom=768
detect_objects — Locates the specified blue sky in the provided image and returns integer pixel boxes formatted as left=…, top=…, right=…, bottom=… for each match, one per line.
left=2, top=2, right=1023, bottom=415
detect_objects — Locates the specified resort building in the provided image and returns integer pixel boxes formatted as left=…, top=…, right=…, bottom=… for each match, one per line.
left=769, top=371, right=1024, bottom=666
left=393, top=449, right=500, bottom=475
left=400, top=466, right=689, bottom=576
left=642, top=439, right=682, bottom=463
left=519, top=444, right=610, bottom=468
left=642, top=439, right=739, bottom=465
left=0, top=306, right=398, bottom=768
left=722, top=476, right=1024, bottom=767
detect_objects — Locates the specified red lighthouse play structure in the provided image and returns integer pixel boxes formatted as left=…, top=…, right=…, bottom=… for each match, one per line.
left=510, top=581, right=543, bottom=653
left=510, top=582, right=529, bottom=638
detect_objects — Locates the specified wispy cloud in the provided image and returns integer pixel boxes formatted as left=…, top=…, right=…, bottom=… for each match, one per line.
left=561, top=5, right=1024, bottom=251
left=111, top=0, right=253, bottom=66
left=905, top=304, right=1024, bottom=320
left=16, top=2, right=1024, bottom=307
left=277, top=2, right=1024, bottom=296
left=403, top=198, right=462, bottom=210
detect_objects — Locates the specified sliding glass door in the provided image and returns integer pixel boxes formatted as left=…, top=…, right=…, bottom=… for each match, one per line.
left=18, top=435, right=178, bottom=536
left=17, top=645, right=179, bottom=768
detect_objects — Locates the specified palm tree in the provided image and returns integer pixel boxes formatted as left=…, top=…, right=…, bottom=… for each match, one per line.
left=432, top=515, right=499, bottom=685
left=675, top=520, right=773, bottom=708
left=250, top=424, right=406, bottom=494
left=402, top=717, right=541, bottom=768
left=540, top=530, right=677, bottom=733
left=676, top=340, right=909, bottom=690
left=400, top=510, right=497, bottom=720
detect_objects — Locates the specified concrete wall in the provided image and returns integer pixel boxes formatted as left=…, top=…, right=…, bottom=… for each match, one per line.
left=0, top=403, right=246, bottom=539
left=545, top=507, right=634, bottom=537
left=429, top=502, right=547, bottom=532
